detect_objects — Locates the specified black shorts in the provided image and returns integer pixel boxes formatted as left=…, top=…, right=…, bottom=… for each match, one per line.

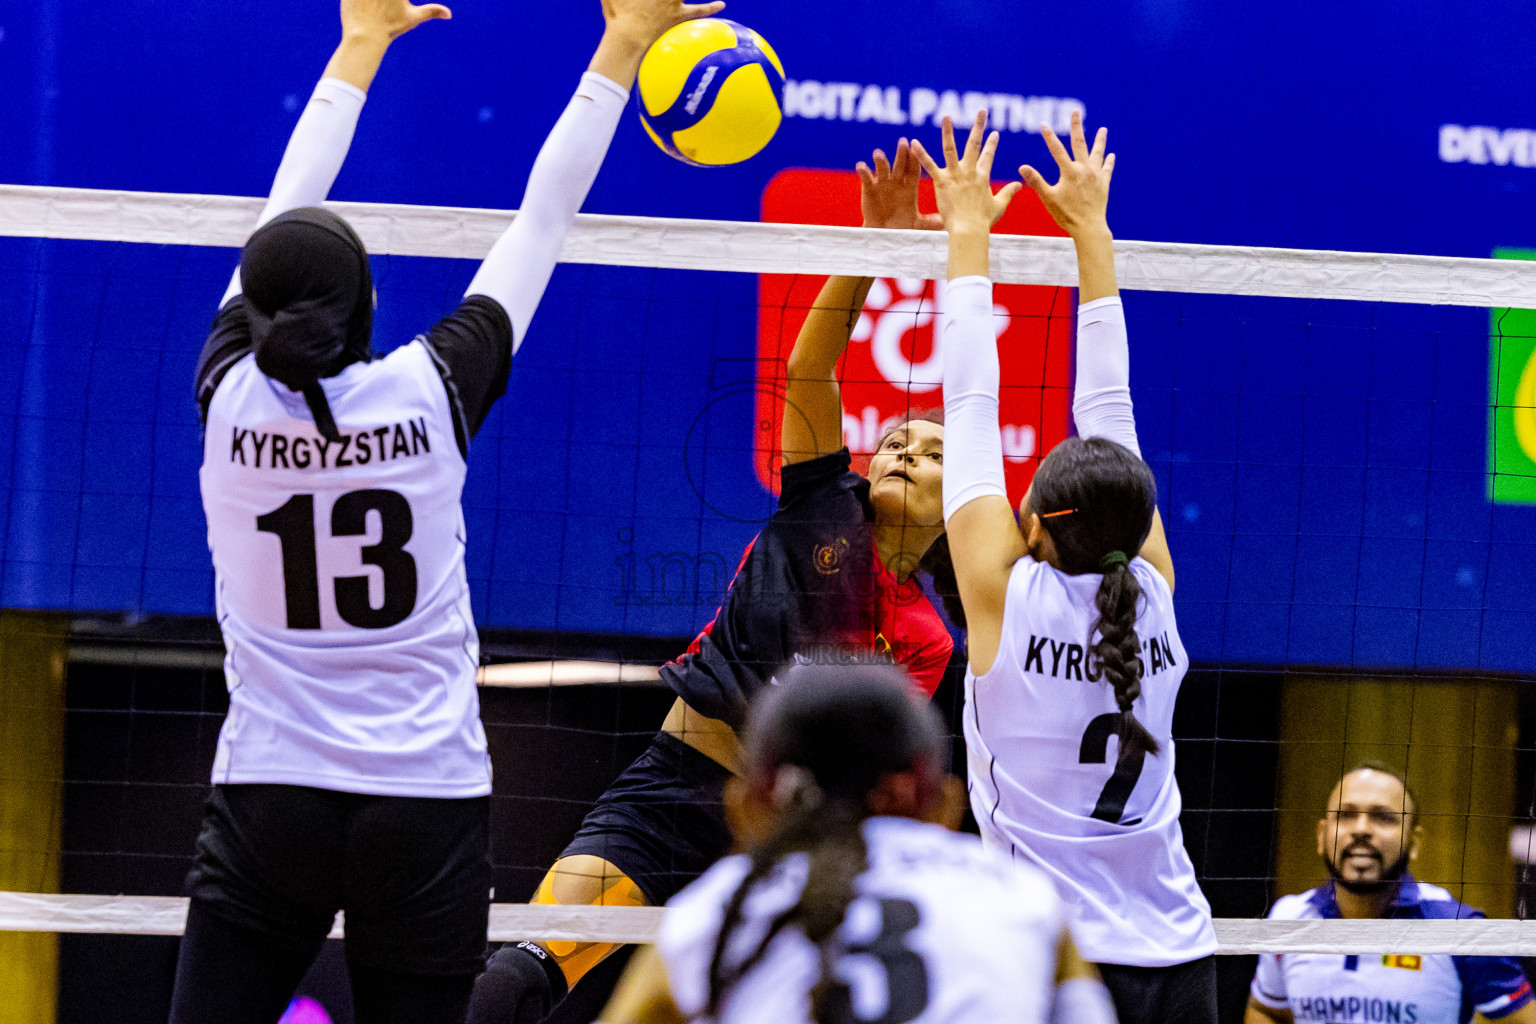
left=558, top=732, right=734, bottom=906
left=1098, top=956, right=1218, bottom=1024
left=185, top=784, right=491, bottom=975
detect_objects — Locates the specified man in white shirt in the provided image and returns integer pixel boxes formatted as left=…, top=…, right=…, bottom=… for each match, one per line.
left=1247, top=763, right=1536, bottom=1024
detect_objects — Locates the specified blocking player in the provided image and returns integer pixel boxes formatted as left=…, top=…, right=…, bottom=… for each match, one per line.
left=467, top=142, right=958, bottom=1024
left=173, top=0, right=721, bottom=1020
left=1246, top=763, right=1536, bottom=1024
left=598, top=662, right=1118, bottom=1024
left=917, top=110, right=1218, bottom=1023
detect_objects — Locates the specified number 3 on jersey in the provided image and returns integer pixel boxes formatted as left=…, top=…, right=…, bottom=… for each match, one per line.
left=837, top=898, right=929, bottom=1024
left=255, top=490, right=418, bottom=630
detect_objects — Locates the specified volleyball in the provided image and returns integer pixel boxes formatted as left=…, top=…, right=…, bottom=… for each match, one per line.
left=636, top=19, right=785, bottom=167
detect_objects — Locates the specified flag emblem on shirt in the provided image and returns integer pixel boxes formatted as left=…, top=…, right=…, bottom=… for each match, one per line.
left=1382, top=954, right=1422, bottom=971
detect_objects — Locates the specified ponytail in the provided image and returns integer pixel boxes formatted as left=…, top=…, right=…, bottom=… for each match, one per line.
left=706, top=782, right=869, bottom=1022
left=1028, top=437, right=1163, bottom=760
left=1092, top=560, right=1160, bottom=759
left=710, top=665, right=943, bottom=1020
left=918, top=532, right=966, bottom=629
left=802, top=800, right=867, bottom=1024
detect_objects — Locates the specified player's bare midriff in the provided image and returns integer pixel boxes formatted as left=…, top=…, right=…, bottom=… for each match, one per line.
left=661, top=697, right=744, bottom=776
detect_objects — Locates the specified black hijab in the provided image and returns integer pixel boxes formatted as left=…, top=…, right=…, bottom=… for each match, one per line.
left=239, top=207, right=373, bottom=441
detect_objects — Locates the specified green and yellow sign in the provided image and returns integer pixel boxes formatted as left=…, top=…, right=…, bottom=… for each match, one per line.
left=1491, top=248, right=1536, bottom=505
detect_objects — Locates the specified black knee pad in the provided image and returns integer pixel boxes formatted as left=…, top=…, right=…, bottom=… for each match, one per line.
left=468, top=942, right=569, bottom=1024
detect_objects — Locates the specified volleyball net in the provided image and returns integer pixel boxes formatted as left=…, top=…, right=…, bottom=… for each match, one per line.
left=3, top=184, right=1536, bottom=998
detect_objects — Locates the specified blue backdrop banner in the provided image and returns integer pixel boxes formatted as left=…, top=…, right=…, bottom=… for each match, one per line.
left=2, top=0, right=1533, bottom=671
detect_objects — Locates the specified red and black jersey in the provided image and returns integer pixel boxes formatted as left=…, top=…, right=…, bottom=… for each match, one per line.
left=660, top=448, right=953, bottom=729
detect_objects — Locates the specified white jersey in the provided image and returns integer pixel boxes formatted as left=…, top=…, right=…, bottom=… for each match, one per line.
left=200, top=342, right=490, bottom=798
left=1252, top=879, right=1534, bottom=1023
left=964, top=555, right=1215, bottom=966
left=659, top=817, right=1064, bottom=1024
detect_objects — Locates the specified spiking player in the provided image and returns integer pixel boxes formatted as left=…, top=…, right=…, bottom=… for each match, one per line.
left=599, top=662, right=1118, bottom=1024
left=468, top=141, right=958, bottom=1024
left=916, top=110, right=1218, bottom=1023
left=1247, top=763, right=1536, bottom=1024
left=172, top=0, right=721, bottom=1019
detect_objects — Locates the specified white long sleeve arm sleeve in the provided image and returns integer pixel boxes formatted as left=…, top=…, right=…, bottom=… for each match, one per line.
left=940, top=275, right=1010, bottom=523
left=220, top=77, right=368, bottom=307
left=1071, top=296, right=1141, bottom=457
left=466, top=71, right=629, bottom=348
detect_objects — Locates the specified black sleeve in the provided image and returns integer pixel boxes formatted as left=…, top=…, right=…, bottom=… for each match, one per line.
left=777, top=448, right=871, bottom=516
left=420, top=295, right=514, bottom=457
left=657, top=449, right=876, bottom=729
left=195, top=297, right=253, bottom=422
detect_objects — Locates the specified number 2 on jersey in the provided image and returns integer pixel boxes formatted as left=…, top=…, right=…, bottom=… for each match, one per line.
left=255, top=490, right=418, bottom=630
left=1079, top=712, right=1146, bottom=826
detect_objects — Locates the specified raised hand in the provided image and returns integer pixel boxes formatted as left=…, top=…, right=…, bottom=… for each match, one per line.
left=1020, top=109, right=1114, bottom=239
left=601, top=0, right=728, bottom=50
left=857, top=139, right=943, bottom=231
left=591, top=0, right=727, bottom=88
left=339, top=0, right=452, bottom=42
left=910, top=111, right=1022, bottom=234
left=323, top=0, right=450, bottom=92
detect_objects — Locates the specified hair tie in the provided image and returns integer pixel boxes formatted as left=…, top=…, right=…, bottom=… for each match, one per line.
left=770, top=765, right=822, bottom=811
left=1098, top=550, right=1129, bottom=572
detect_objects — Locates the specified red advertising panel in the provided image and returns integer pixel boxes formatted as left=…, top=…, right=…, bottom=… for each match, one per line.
left=756, top=169, right=1073, bottom=502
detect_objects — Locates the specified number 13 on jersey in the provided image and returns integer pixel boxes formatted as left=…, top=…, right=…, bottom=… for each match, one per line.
left=255, top=489, right=418, bottom=630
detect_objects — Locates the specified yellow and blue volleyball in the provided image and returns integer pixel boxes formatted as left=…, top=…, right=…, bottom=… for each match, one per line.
left=637, top=19, right=785, bottom=167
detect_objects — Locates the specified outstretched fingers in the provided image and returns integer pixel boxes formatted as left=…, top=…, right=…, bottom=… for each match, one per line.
left=872, top=147, right=892, bottom=181
left=940, top=116, right=961, bottom=166
left=1069, top=109, right=1089, bottom=162
left=962, top=109, right=988, bottom=165
left=923, top=113, right=995, bottom=177
left=680, top=1, right=727, bottom=19
left=1089, top=125, right=1108, bottom=165
left=347, top=0, right=452, bottom=38
left=910, top=138, right=943, bottom=179
left=977, top=129, right=1002, bottom=177
left=1039, top=124, right=1071, bottom=173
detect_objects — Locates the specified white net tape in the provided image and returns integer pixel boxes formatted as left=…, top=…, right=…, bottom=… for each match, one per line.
left=0, top=892, right=662, bottom=944
left=3, top=893, right=1535, bottom=955
left=3, top=184, right=1535, bottom=308
left=7, top=186, right=1534, bottom=962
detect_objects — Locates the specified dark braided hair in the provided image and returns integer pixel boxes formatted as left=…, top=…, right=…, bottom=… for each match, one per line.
left=1028, top=436, right=1161, bottom=759
left=875, top=412, right=966, bottom=629
left=705, top=662, right=946, bottom=1021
